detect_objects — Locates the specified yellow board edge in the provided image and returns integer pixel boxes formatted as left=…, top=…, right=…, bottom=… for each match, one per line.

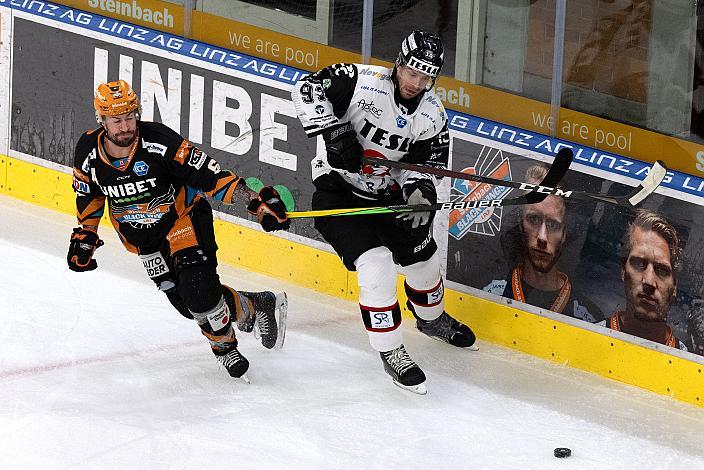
left=4, top=154, right=703, bottom=407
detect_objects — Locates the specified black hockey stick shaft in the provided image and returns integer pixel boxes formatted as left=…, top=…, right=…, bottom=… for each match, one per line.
left=363, top=147, right=573, bottom=196
left=364, top=150, right=667, bottom=207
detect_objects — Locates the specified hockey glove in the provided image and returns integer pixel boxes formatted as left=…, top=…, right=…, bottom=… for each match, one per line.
left=67, top=227, right=104, bottom=272
left=247, top=186, right=290, bottom=232
left=321, top=122, right=363, bottom=173
left=396, top=179, right=437, bottom=229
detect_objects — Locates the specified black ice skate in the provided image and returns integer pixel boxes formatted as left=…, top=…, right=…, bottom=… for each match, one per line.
left=414, top=309, right=478, bottom=350
left=216, top=347, right=250, bottom=382
left=223, top=287, right=288, bottom=350
left=240, top=291, right=288, bottom=350
left=380, top=345, right=427, bottom=395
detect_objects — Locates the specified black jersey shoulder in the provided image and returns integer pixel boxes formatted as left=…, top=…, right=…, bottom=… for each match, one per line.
left=75, top=127, right=102, bottom=156
left=138, top=121, right=185, bottom=153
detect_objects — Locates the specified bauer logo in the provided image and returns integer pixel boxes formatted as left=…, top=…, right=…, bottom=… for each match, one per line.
left=448, top=147, right=512, bottom=240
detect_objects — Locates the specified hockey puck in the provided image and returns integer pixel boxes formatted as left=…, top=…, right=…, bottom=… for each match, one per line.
left=554, top=448, right=571, bottom=458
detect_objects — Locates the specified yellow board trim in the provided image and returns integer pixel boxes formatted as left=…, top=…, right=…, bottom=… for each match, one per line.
left=4, top=154, right=703, bottom=407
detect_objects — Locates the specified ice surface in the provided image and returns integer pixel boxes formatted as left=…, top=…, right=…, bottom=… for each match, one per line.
left=1, top=195, right=703, bottom=469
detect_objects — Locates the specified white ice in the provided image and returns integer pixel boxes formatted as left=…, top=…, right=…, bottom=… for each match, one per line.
left=1, top=195, right=703, bottom=470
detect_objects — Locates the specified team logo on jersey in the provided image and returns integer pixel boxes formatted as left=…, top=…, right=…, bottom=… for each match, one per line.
left=112, top=158, right=129, bottom=171
left=396, top=116, right=407, bottom=128
left=315, top=105, right=325, bottom=114
left=448, top=146, right=512, bottom=240
left=111, top=185, right=175, bottom=229
left=134, top=161, right=149, bottom=176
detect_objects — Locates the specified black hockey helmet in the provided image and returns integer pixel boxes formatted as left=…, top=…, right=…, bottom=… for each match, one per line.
left=396, top=30, right=444, bottom=79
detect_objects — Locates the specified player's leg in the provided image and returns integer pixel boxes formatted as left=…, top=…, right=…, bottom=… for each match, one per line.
left=138, top=247, right=194, bottom=320
left=385, top=217, right=476, bottom=349
left=313, top=188, right=426, bottom=393
left=168, top=200, right=248, bottom=379
left=401, top=252, right=476, bottom=349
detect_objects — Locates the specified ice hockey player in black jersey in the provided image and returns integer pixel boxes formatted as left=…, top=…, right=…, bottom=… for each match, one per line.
left=291, top=31, right=476, bottom=394
left=67, top=80, right=290, bottom=381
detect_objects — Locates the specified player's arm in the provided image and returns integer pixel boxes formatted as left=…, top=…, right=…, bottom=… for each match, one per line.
left=68, top=132, right=106, bottom=272
left=291, top=63, right=363, bottom=173
left=291, top=63, right=358, bottom=137
left=397, top=121, right=449, bottom=190
left=169, top=136, right=289, bottom=232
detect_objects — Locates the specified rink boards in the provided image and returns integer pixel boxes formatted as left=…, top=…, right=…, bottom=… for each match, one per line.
left=1, top=1, right=704, bottom=408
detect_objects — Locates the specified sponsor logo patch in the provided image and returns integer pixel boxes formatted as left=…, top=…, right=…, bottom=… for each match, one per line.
left=139, top=251, right=170, bottom=279
left=133, top=160, right=149, bottom=176
left=187, top=148, right=207, bottom=170
left=142, top=140, right=167, bottom=156
left=356, top=99, right=382, bottom=118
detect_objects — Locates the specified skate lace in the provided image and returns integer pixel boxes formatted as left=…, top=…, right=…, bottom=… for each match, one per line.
left=423, top=312, right=457, bottom=340
left=218, top=349, right=244, bottom=367
left=253, top=292, right=276, bottom=340
left=385, top=347, right=417, bottom=374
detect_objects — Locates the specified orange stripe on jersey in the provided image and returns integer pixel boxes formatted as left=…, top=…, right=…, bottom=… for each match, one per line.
left=207, top=173, right=241, bottom=204
left=73, top=168, right=90, bottom=182
left=77, top=196, right=106, bottom=226
left=173, top=140, right=191, bottom=165
left=221, top=176, right=241, bottom=205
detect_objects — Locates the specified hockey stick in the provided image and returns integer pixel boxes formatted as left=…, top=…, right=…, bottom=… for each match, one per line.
left=363, top=147, right=573, bottom=197
left=363, top=151, right=667, bottom=207
left=286, top=159, right=667, bottom=219
left=287, top=194, right=543, bottom=219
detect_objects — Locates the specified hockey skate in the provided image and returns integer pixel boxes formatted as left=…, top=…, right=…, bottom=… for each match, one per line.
left=414, top=309, right=478, bottom=350
left=216, top=347, right=250, bottom=383
left=380, top=345, right=427, bottom=395
left=224, top=288, right=288, bottom=350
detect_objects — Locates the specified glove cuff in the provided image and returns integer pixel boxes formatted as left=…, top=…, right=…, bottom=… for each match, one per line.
left=321, top=121, right=354, bottom=143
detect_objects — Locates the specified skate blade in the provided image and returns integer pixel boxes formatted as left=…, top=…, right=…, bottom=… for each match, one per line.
left=237, top=373, right=251, bottom=384
left=428, top=335, right=479, bottom=350
left=392, top=380, right=427, bottom=395
left=273, top=292, right=288, bottom=350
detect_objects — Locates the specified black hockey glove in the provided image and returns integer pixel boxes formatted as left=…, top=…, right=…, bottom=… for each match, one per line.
left=321, top=122, right=363, bottom=173
left=67, top=227, right=104, bottom=272
left=247, top=186, right=290, bottom=232
left=396, top=179, right=437, bottom=229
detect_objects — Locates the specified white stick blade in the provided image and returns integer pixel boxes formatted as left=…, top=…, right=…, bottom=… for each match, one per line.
left=628, top=160, right=667, bottom=206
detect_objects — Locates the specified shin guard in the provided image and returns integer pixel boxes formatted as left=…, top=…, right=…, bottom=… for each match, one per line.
left=191, top=295, right=237, bottom=354
left=360, top=302, right=403, bottom=352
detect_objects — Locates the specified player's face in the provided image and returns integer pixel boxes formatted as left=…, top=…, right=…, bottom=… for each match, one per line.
left=396, top=65, right=432, bottom=100
left=621, top=227, right=676, bottom=322
left=103, top=112, right=138, bottom=147
left=521, top=196, right=566, bottom=274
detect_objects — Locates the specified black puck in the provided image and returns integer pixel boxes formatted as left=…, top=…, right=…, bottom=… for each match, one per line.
left=554, top=447, right=571, bottom=458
